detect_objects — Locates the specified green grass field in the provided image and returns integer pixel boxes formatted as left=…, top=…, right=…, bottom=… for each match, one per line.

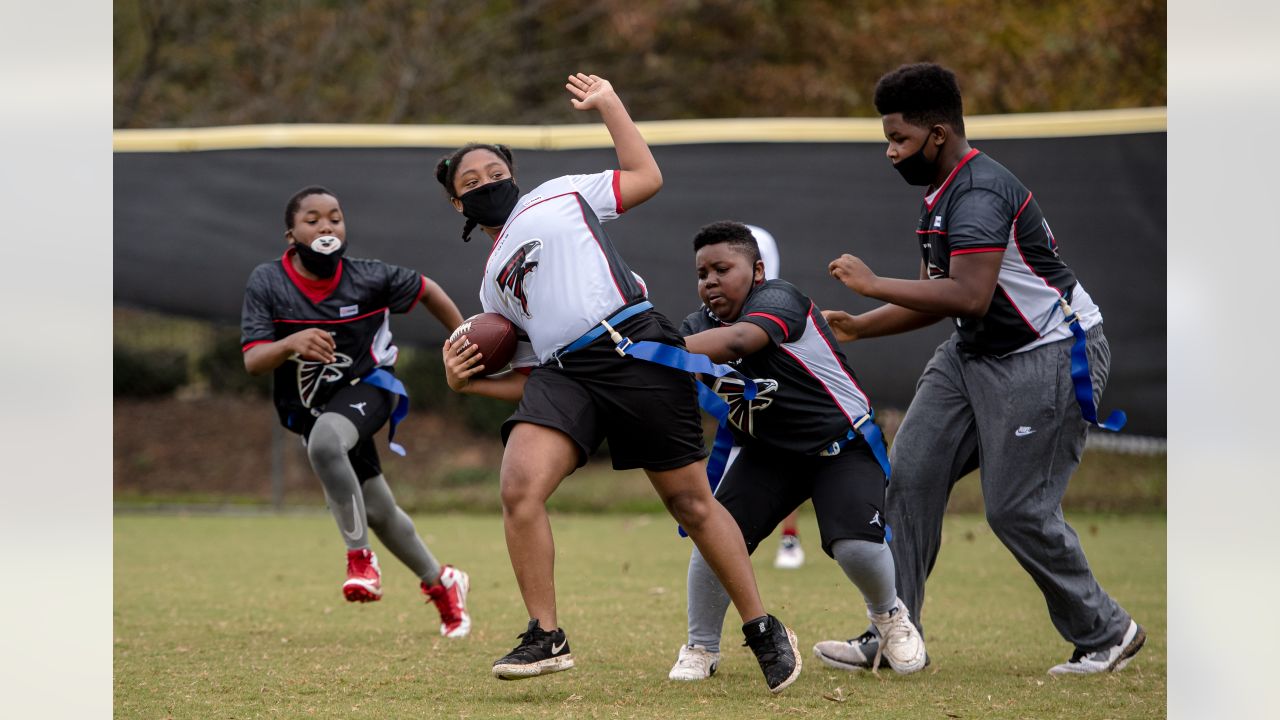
left=114, top=512, right=1165, bottom=719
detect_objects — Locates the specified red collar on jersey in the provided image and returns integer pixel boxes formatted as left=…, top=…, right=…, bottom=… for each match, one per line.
left=925, top=148, right=981, bottom=212
left=281, top=247, right=344, bottom=303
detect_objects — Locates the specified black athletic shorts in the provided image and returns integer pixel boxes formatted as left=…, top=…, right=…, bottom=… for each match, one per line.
left=502, top=310, right=708, bottom=472
left=292, top=380, right=394, bottom=482
left=717, top=437, right=887, bottom=557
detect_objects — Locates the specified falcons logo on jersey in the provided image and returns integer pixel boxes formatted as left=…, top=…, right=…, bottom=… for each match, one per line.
left=495, top=239, right=542, bottom=318
left=711, top=376, right=779, bottom=437
left=293, top=352, right=353, bottom=408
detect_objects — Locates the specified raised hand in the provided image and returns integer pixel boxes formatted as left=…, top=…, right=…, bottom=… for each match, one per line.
left=566, top=73, right=618, bottom=112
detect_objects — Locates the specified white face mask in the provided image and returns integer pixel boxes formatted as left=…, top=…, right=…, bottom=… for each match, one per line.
left=293, top=235, right=346, bottom=277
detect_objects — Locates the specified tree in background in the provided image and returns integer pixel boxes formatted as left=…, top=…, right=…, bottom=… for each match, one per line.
left=114, top=0, right=1165, bottom=128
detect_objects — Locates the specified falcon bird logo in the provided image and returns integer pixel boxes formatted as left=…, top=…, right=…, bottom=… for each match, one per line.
left=711, top=376, right=779, bottom=437
left=495, top=239, right=542, bottom=318
left=294, top=352, right=353, bottom=408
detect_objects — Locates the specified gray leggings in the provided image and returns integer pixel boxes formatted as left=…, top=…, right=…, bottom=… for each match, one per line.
left=685, top=537, right=896, bottom=653
left=308, top=413, right=441, bottom=584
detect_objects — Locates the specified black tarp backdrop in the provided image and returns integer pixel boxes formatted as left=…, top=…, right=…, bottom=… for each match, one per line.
left=114, top=133, right=1166, bottom=434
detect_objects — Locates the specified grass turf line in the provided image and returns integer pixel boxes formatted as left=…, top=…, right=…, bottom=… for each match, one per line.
left=114, top=512, right=1165, bottom=719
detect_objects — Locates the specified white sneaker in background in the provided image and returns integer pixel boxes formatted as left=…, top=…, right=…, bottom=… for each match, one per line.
left=773, top=535, right=805, bottom=569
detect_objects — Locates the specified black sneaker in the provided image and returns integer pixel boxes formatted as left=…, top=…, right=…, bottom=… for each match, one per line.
left=742, top=614, right=801, bottom=693
left=492, top=618, right=575, bottom=680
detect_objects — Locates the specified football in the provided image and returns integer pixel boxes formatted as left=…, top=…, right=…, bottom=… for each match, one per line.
left=448, top=312, right=517, bottom=377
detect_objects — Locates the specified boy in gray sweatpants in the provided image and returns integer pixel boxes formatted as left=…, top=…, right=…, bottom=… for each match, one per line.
left=818, top=63, right=1144, bottom=676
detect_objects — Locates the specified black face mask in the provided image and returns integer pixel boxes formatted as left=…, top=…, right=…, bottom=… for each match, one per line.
left=893, top=136, right=939, bottom=187
left=459, top=178, right=520, bottom=229
left=292, top=235, right=346, bottom=278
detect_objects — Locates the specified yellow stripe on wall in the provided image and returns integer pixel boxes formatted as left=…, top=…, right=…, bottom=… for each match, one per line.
left=113, top=107, right=1166, bottom=153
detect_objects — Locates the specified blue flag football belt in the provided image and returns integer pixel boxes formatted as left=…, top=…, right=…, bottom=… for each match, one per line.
left=818, top=411, right=892, bottom=481
left=552, top=302, right=757, bottom=538
left=358, top=368, right=410, bottom=457
left=600, top=319, right=756, bottom=539
left=1057, top=298, right=1126, bottom=432
left=566, top=306, right=896, bottom=541
left=552, top=300, right=656, bottom=365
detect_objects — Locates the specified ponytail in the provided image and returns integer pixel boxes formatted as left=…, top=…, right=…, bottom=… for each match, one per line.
left=435, top=143, right=516, bottom=243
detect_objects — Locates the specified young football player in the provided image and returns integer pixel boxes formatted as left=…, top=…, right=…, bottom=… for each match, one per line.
left=820, top=63, right=1143, bottom=675
left=435, top=73, right=800, bottom=693
left=733, top=226, right=807, bottom=571
left=665, top=221, right=925, bottom=681
left=240, top=186, right=472, bottom=637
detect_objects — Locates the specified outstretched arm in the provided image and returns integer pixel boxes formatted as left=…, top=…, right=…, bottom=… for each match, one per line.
left=822, top=305, right=944, bottom=342
left=566, top=73, right=661, bottom=210
left=822, top=259, right=947, bottom=342
left=683, top=323, right=771, bottom=364
left=419, top=276, right=465, bottom=333
left=829, top=250, right=1002, bottom=318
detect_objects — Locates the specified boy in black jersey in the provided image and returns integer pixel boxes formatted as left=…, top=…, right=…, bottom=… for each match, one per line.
left=241, top=186, right=473, bottom=637
left=821, top=63, right=1144, bottom=675
left=667, top=221, right=926, bottom=680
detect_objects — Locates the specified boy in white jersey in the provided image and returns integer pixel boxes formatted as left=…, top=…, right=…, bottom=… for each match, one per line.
left=435, top=73, right=800, bottom=693
left=820, top=63, right=1143, bottom=675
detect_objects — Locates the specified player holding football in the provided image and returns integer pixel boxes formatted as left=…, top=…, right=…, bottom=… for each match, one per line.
left=666, top=221, right=926, bottom=681
left=819, top=63, right=1144, bottom=675
left=436, top=73, right=801, bottom=693
left=240, top=186, right=473, bottom=638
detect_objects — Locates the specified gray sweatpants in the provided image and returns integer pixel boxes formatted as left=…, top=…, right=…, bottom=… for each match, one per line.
left=888, top=324, right=1131, bottom=652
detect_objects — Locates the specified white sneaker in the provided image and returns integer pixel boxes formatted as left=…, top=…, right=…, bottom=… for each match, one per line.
left=668, top=644, right=720, bottom=681
left=868, top=599, right=927, bottom=674
left=1048, top=620, right=1146, bottom=676
left=774, top=535, right=805, bottom=569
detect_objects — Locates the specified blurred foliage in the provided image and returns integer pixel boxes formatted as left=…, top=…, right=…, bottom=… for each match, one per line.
left=114, top=345, right=189, bottom=397
left=394, top=346, right=514, bottom=435
left=199, top=328, right=272, bottom=398
left=113, top=0, right=1165, bottom=129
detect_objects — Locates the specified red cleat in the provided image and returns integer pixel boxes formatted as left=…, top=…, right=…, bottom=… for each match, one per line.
left=343, top=548, right=382, bottom=602
left=422, top=565, right=471, bottom=638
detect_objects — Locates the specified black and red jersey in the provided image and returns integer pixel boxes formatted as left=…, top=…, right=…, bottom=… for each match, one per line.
left=919, top=149, right=1102, bottom=356
left=682, top=280, right=873, bottom=456
left=240, top=248, right=426, bottom=430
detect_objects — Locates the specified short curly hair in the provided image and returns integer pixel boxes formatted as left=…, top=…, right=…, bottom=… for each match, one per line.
left=873, top=63, right=966, bottom=137
left=692, top=220, right=761, bottom=265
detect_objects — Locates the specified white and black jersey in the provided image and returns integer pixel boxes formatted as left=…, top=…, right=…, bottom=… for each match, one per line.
left=682, top=280, right=873, bottom=456
left=240, top=249, right=425, bottom=431
left=919, top=149, right=1103, bottom=357
left=480, top=170, right=646, bottom=365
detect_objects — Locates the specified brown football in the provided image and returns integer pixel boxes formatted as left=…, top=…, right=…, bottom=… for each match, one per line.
left=448, top=312, right=517, bottom=377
